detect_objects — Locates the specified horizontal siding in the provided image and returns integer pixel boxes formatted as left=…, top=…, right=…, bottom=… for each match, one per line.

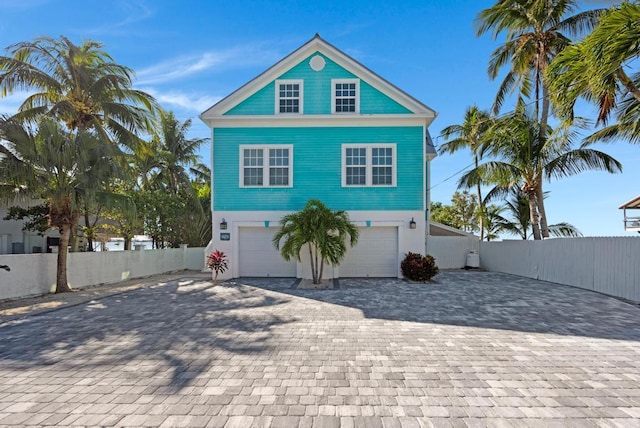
left=213, top=126, right=424, bottom=211
left=225, top=52, right=411, bottom=116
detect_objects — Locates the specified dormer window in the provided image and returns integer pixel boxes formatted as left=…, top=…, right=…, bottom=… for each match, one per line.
left=275, top=79, right=303, bottom=114
left=332, top=79, right=359, bottom=114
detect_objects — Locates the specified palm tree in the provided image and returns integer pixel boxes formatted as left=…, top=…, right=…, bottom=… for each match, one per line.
left=0, top=35, right=157, bottom=291
left=477, top=0, right=601, bottom=118
left=491, top=185, right=582, bottom=239
left=481, top=204, right=515, bottom=241
left=547, top=1, right=640, bottom=142
left=273, top=199, right=359, bottom=285
left=0, top=36, right=157, bottom=144
left=133, top=111, right=210, bottom=248
left=440, top=105, right=493, bottom=240
left=151, top=111, right=208, bottom=195
left=477, top=0, right=602, bottom=237
left=0, top=117, right=121, bottom=292
left=460, top=104, right=621, bottom=239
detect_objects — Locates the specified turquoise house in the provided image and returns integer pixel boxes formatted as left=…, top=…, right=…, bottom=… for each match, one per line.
left=200, top=35, right=437, bottom=279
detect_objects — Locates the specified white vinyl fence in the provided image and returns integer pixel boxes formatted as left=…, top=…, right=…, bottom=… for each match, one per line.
left=0, top=247, right=206, bottom=301
left=480, top=238, right=640, bottom=302
left=427, top=236, right=479, bottom=269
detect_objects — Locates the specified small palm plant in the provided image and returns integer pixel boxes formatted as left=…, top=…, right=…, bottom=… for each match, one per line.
left=206, top=250, right=228, bottom=284
left=273, top=199, right=359, bottom=285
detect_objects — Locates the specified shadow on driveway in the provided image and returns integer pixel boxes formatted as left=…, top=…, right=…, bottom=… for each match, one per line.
left=0, top=276, right=295, bottom=393
left=239, top=270, right=640, bottom=342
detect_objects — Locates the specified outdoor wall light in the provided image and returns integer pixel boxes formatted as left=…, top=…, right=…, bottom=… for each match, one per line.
left=220, top=218, right=228, bottom=230
left=409, top=218, right=416, bottom=229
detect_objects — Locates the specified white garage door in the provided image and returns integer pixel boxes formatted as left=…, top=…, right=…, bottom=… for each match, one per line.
left=238, top=227, right=297, bottom=277
left=339, top=227, right=398, bottom=277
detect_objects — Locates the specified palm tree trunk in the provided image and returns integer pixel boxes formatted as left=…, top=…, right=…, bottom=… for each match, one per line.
left=84, top=209, right=94, bottom=251
left=475, top=155, right=484, bottom=241
left=538, top=67, right=551, bottom=239
left=314, top=245, right=320, bottom=284
left=535, top=183, right=550, bottom=239
left=528, top=193, right=542, bottom=240
left=318, top=255, right=325, bottom=284
left=55, top=223, right=73, bottom=293
left=617, top=69, right=640, bottom=102
left=308, top=245, right=316, bottom=284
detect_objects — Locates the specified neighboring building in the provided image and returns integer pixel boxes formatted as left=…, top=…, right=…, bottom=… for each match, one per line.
left=620, top=195, right=640, bottom=233
left=0, top=203, right=60, bottom=255
left=200, top=35, right=437, bottom=279
left=429, top=221, right=475, bottom=237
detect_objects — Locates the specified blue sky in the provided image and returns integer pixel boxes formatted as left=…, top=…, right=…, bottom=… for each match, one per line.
left=0, top=0, right=635, bottom=237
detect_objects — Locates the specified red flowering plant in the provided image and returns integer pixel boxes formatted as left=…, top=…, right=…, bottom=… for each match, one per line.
left=401, top=252, right=439, bottom=282
left=206, top=250, right=228, bottom=283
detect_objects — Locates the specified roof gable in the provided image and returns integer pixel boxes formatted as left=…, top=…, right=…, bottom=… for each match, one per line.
left=201, top=34, right=436, bottom=119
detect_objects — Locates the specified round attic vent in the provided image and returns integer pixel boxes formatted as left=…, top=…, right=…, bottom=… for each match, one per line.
left=309, top=55, right=325, bottom=72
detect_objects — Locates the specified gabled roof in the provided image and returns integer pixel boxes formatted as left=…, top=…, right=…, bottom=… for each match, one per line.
left=620, top=195, right=640, bottom=209
left=200, top=34, right=437, bottom=120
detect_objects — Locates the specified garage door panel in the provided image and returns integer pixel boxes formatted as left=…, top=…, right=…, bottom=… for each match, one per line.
left=239, top=228, right=296, bottom=277
left=340, top=227, right=398, bottom=277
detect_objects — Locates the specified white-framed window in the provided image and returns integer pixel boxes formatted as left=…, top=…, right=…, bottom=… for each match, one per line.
left=332, top=79, right=360, bottom=114
left=342, top=144, right=396, bottom=187
left=239, top=145, right=293, bottom=188
left=275, top=79, right=303, bottom=114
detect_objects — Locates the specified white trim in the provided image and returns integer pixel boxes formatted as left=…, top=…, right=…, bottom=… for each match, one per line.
left=331, top=78, right=360, bottom=114
left=274, top=79, right=304, bottom=115
left=200, top=35, right=437, bottom=120
left=238, top=145, right=293, bottom=188
left=203, top=114, right=430, bottom=128
left=341, top=144, right=396, bottom=188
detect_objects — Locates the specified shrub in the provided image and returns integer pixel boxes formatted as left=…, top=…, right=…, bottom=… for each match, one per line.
left=206, top=250, right=228, bottom=282
left=401, top=252, right=439, bottom=282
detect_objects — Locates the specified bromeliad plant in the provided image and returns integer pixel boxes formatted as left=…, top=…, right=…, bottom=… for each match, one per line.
left=207, top=250, right=228, bottom=283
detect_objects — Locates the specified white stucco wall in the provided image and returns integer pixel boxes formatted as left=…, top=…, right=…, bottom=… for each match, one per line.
left=210, top=210, right=426, bottom=279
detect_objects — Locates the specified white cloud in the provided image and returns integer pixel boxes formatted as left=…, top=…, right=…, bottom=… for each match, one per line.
left=136, top=52, right=227, bottom=85
left=74, top=1, right=154, bottom=36
left=140, top=87, right=221, bottom=113
left=135, top=43, right=282, bottom=85
left=0, top=91, right=31, bottom=115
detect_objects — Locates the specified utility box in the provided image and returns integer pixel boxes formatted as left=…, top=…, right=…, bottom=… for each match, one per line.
left=465, top=251, right=480, bottom=269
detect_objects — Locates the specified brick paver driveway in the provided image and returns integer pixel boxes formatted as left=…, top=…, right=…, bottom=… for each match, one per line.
left=1, top=271, right=640, bottom=427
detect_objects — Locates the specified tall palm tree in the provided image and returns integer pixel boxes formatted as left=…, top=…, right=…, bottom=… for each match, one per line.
left=547, top=1, right=640, bottom=142
left=460, top=104, right=621, bottom=239
left=477, top=0, right=601, bottom=118
left=0, top=117, right=121, bottom=292
left=477, top=0, right=602, bottom=237
left=0, top=36, right=157, bottom=145
left=273, top=199, right=359, bottom=285
left=133, top=112, right=210, bottom=248
left=440, top=105, right=493, bottom=240
left=0, top=35, right=158, bottom=291
left=150, top=111, right=208, bottom=195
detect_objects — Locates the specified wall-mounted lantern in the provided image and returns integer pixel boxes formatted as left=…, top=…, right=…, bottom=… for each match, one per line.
left=409, top=218, right=416, bottom=229
left=220, top=218, right=228, bottom=230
